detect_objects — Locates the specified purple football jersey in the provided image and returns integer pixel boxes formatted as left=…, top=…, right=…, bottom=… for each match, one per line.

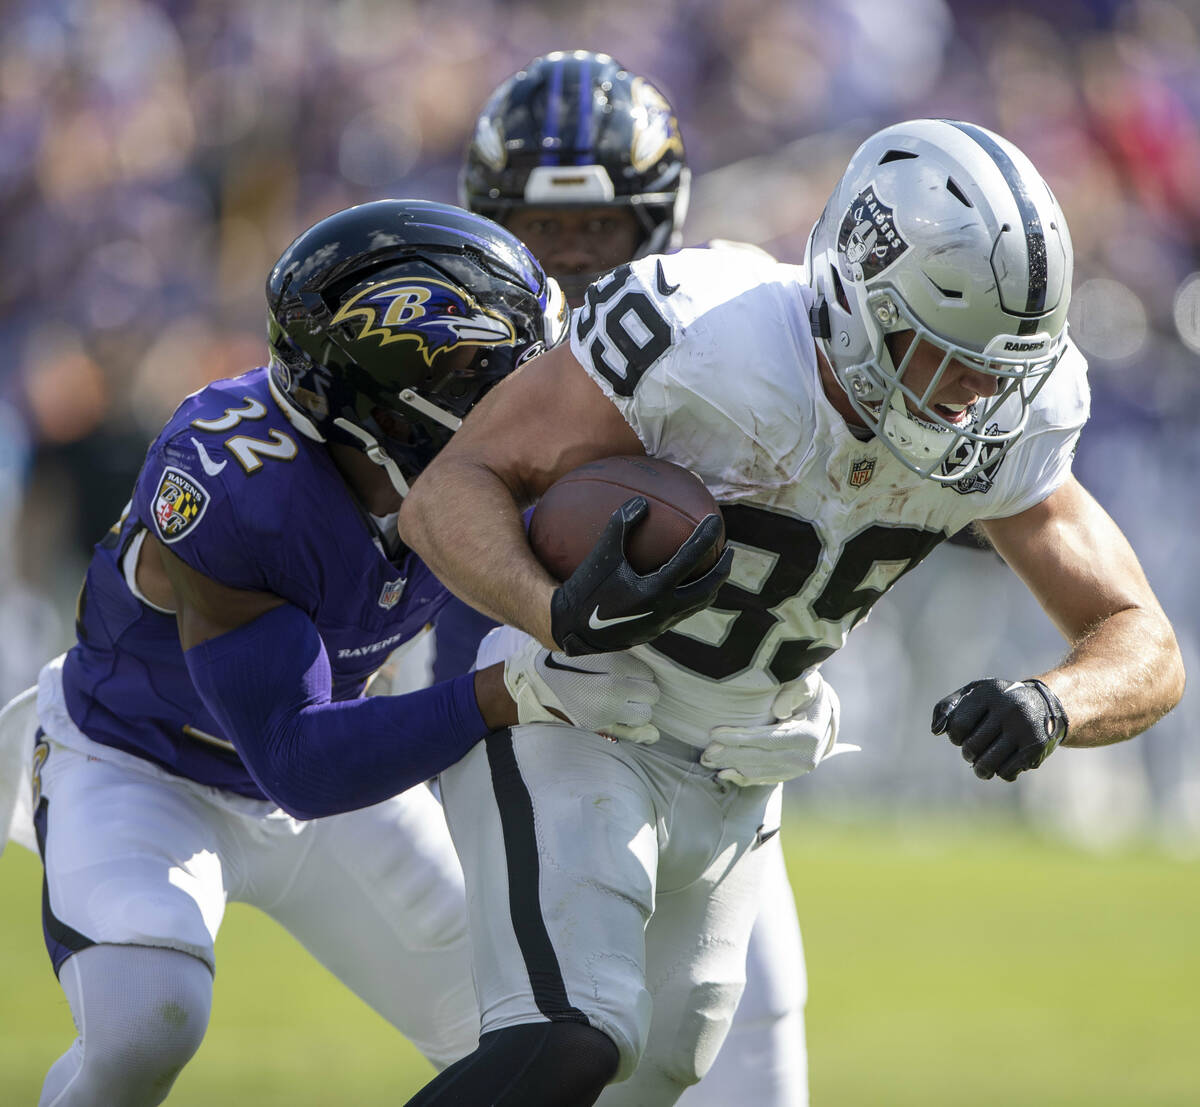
left=62, top=368, right=450, bottom=797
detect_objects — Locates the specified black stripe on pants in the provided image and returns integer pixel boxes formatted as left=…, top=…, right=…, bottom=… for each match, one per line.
left=485, top=728, right=589, bottom=1024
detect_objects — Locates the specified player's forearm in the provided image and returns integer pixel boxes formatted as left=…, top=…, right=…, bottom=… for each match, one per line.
left=184, top=604, right=515, bottom=818
left=1037, top=605, right=1184, bottom=748
left=401, top=456, right=559, bottom=648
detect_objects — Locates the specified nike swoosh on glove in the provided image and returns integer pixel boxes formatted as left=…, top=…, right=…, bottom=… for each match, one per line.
left=549, top=496, right=732, bottom=655
left=502, top=637, right=660, bottom=743
left=701, top=670, right=858, bottom=786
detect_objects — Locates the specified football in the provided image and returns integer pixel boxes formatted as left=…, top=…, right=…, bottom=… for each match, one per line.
left=529, top=455, right=725, bottom=581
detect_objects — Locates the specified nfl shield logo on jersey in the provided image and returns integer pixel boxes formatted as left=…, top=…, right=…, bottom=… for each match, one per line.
left=153, top=468, right=210, bottom=543
left=849, top=458, right=876, bottom=488
left=378, top=578, right=406, bottom=609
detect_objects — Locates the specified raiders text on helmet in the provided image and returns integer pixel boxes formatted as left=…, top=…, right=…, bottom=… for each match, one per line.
left=266, top=199, right=566, bottom=496
left=805, top=119, right=1073, bottom=482
left=461, top=50, right=690, bottom=283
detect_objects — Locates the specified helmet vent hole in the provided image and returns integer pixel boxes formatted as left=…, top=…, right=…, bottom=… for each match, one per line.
left=946, top=178, right=973, bottom=207
left=926, top=274, right=963, bottom=300
left=878, top=149, right=918, bottom=165
left=830, top=265, right=851, bottom=313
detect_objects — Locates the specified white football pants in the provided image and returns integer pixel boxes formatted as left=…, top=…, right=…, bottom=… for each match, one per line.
left=441, top=721, right=780, bottom=1105
left=33, top=730, right=478, bottom=1103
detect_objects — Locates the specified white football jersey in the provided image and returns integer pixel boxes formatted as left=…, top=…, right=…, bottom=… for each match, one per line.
left=570, top=247, right=1090, bottom=745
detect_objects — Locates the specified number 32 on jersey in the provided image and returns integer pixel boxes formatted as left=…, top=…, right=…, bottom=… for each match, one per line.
left=192, top=397, right=298, bottom=474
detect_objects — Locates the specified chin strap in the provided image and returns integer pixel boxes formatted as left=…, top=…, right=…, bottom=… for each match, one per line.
left=332, top=418, right=411, bottom=498
left=879, top=389, right=948, bottom=460
left=397, top=389, right=462, bottom=432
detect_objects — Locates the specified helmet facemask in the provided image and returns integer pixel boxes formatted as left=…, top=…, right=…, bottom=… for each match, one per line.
left=829, top=286, right=1066, bottom=482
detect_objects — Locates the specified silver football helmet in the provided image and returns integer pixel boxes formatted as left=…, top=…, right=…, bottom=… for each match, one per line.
left=805, top=119, right=1073, bottom=482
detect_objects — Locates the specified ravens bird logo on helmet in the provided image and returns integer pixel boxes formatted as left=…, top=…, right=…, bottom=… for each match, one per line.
left=329, top=277, right=518, bottom=366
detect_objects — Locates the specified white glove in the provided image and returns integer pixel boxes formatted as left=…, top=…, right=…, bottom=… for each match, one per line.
left=503, top=637, right=661, bottom=743
left=700, top=670, right=859, bottom=786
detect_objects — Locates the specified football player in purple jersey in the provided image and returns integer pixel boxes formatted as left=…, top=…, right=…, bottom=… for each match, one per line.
left=4, top=198, right=729, bottom=1106
left=397, top=52, right=812, bottom=1107
left=398, top=115, right=1183, bottom=1107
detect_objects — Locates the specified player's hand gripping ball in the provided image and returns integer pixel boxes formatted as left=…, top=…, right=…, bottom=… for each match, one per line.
left=532, top=456, right=731, bottom=656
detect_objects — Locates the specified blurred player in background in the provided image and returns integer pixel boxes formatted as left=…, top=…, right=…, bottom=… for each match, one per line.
left=0, top=199, right=716, bottom=1106
left=445, top=50, right=813, bottom=1106
left=398, top=120, right=1184, bottom=1105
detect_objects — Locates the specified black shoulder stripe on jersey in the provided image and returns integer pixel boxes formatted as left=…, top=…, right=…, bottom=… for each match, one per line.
left=484, top=730, right=590, bottom=1024
left=949, top=121, right=1048, bottom=317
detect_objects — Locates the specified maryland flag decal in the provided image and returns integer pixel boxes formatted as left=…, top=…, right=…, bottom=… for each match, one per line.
left=153, top=467, right=210, bottom=543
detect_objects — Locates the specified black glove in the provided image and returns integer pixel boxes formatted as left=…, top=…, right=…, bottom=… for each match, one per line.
left=550, top=496, right=733, bottom=656
left=931, top=678, right=1068, bottom=782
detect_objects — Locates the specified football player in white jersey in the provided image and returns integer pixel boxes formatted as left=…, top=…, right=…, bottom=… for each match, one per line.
left=397, top=118, right=1184, bottom=1106
left=452, top=51, right=813, bottom=1107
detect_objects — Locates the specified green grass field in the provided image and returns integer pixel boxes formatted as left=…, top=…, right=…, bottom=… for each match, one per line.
left=2, top=816, right=1197, bottom=1105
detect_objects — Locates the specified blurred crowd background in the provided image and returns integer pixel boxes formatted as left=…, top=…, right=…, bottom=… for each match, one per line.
left=2, top=0, right=1197, bottom=845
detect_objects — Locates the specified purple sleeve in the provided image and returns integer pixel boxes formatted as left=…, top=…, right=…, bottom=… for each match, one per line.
left=184, top=604, right=490, bottom=818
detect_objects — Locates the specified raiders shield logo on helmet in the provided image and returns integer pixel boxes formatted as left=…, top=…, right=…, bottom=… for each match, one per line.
left=838, top=185, right=909, bottom=280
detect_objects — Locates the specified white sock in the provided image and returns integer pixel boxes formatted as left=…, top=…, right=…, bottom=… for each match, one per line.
left=40, top=944, right=213, bottom=1107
